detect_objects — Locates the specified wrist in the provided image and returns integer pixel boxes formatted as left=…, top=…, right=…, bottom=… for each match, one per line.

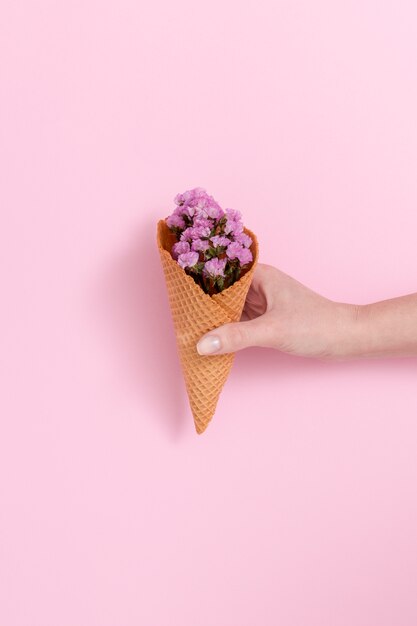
left=327, top=302, right=370, bottom=360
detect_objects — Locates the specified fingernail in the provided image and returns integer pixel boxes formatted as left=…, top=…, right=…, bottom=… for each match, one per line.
left=196, top=335, right=222, bottom=355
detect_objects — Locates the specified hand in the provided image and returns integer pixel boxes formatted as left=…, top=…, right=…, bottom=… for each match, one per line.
left=196, top=263, right=417, bottom=359
left=196, top=264, right=360, bottom=360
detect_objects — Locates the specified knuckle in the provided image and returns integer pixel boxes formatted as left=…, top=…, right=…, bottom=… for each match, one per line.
left=226, top=323, right=248, bottom=350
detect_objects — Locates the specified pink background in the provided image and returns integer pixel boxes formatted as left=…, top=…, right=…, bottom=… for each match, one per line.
left=1, top=1, right=417, bottom=624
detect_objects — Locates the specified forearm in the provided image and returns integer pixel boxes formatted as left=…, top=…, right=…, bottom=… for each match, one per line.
left=335, top=294, right=417, bottom=359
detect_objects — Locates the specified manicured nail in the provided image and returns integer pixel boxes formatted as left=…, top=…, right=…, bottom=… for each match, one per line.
left=197, top=335, right=221, bottom=355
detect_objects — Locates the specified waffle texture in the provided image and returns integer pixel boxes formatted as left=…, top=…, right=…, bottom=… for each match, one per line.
left=157, top=220, right=259, bottom=434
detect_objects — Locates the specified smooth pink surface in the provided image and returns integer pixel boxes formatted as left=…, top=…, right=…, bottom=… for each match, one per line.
left=1, top=2, right=417, bottom=625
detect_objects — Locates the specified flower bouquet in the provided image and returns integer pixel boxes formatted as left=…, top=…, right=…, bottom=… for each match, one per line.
left=156, top=187, right=258, bottom=434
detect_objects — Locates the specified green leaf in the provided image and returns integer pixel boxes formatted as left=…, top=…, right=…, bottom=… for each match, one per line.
left=216, top=276, right=225, bottom=291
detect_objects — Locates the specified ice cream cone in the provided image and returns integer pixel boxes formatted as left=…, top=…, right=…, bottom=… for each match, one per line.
left=156, top=219, right=259, bottom=434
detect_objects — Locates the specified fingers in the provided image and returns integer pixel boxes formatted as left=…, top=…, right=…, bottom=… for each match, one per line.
left=196, top=316, right=271, bottom=355
left=196, top=265, right=280, bottom=355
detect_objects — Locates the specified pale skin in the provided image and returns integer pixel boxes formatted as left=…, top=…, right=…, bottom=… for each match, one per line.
left=196, top=263, right=417, bottom=359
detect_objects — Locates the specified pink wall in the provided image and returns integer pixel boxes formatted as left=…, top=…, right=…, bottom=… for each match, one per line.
left=1, top=1, right=417, bottom=625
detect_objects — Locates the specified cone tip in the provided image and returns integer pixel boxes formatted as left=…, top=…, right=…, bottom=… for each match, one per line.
left=194, top=419, right=211, bottom=435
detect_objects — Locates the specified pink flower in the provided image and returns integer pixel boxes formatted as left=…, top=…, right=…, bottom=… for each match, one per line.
left=224, top=207, right=244, bottom=236
left=191, top=238, right=210, bottom=252
left=226, top=242, right=252, bottom=265
left=195, top=196, right=209, bottom=210
left=182, top=189, right=195, bottom=204
left=193, top=224, right=211, bottom=238
left=211, top=235, right=230, bottom=248
left=225, top=241, right=243, bottom=260
left=177, top=251, right=199, bottom=269
left=204, top=204, right=224, bottom=220
left=180, top=225, right=210, bottom=241
left=172, top=241, right=190, bottom=259
left=166, top=187, right=253, bottom=292
left=225, top=208, right=242, bottom=221
left=203, top=257, right=227, bottom=277
left=224, top=219, right=244, bottom=236
left=166, top=214, right=185, bottom=229
left=235, top=232, right=252, bottom=248
left=183, top=205, right=196, bottom=218
left=193, top=217, right=213, bottom=230
left=180, top=227, right=196, bottom=242
left=236, top=247, right=252, bottom=265
left=191, top=187, right=207, bottom=200
left=173, top=205, right=185, bottom=216
left=195, top=204, right=222, bottom=220
left=176, top=187, right=207, bottom=209
left=169, top=188, right=224, bottom=226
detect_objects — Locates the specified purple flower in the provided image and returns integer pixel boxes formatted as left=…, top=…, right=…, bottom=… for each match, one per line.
left=203, top=257, right=227, bottom=277
left=235, top=232, right=252, bottom=248
left=191, top=238, right=210, bottom=252
left=174, top=193, right=184, bottom=206
left=211, top=235, right=231, bottom=248
left=180, top=227, right=196, bottom=242
left=168, top=188, right=223, bottom=228
left=224, top=208, right=244, bottom=236
left=225, top=208, right=242, bottom=222
left=193, top=224, right=211, bottom=238
left=193, top=217, right=213, bottom=230
left=191, top=187, right=207, bottom=200
left=224, top=219, right=244, bottom=236
left=195, top=197, right=209, bottom=210
left=204, top=204, right=225, bottom=220
left=182, top=189, right=195, bottom=204
left=177, top=187, right=208, bottom=209
left=236, top=247, right=253, bottom=265
left=167, top=187, right=253, bottom=292
left=183, top=205, right=196, bottom=218
left=226, top=242, right=253, bottom=265
left=180, top=225, right=210, bottom=241
left=166, top=214, right=186, bottom=229
left=177, top=251, right=199, bottom=269
left=225, top=241, right=243, bottom=260
left=172, top=241, right=190, bottom=259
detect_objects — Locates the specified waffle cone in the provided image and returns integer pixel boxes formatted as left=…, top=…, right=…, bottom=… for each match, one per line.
left=157, top=220, right=259, bottom=434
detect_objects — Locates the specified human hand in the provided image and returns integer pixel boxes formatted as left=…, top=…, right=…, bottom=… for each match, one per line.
left=196, top=264, right=360, bottom=360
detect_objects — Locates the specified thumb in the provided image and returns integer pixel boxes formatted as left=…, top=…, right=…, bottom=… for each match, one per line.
left=196, top=317, right=268, bottom=355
